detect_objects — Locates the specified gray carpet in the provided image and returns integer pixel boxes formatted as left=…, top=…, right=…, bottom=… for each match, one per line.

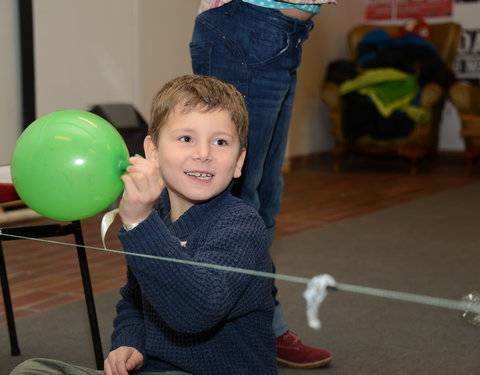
left=2, top=182, right=480, bottom=374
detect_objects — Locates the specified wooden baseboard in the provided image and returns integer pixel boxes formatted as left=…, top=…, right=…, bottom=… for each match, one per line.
left=283, top=150, right=466, bottom=173
left=283, top=152, right=332, bottom=173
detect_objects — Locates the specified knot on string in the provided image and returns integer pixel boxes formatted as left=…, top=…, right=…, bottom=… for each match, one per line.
left=303, top=274, right=337, bottom=330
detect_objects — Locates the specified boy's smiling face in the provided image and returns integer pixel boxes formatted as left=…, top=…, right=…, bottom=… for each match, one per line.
left=145, top=106, right=246, bottom=217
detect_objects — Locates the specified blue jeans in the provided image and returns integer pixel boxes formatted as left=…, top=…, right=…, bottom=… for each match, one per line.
left=190, top=0, right=313, bottom=337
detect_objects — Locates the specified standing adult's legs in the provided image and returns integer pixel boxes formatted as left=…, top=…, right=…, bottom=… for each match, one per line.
left=190, top=0, right=332, bottom=368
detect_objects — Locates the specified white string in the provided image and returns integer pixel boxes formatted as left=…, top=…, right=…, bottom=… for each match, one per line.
left=0, top=229, right=311, bottom=284
left=1, top=229, right=480, bottom=325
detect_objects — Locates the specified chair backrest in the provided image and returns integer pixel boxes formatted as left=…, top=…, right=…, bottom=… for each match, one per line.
left=89, top=103, right=149, bottom=156
left=347, top=22, right=462, bottom=67
left=90, top=103, right=148, bottom=129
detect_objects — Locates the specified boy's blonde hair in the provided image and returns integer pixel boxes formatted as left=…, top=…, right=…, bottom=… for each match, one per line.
left=149, top=75, right=248, bottom=150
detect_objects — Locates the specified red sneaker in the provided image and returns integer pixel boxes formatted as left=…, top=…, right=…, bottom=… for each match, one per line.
left=276, top=330, right=332, bottom=369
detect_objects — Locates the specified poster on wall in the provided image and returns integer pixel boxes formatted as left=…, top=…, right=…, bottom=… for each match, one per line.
left=365, top=0, right=453, bottom=20
left=398, top=0, right=453, bottom=18
left=454, top=28, right=480, bottom=85
left=444, top=0, right=480, bottom=150
left=365, top=0, right=394, bottom=20
left=453, top=1, right=480, bottom=85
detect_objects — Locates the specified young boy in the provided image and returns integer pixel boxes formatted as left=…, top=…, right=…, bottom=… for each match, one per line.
left=10, top=75, right=277, bottom=374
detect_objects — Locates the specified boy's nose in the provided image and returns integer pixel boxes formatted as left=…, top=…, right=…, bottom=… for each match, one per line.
left=193, top=143, right=212, bottom=161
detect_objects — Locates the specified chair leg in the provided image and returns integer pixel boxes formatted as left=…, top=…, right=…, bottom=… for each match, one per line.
left=464, top=149, right=479, bottom=175
left=409, top=158, right=418, bottom=176
left=399, top=146, right=425, bottom=175
left=0, top=241, right=21, bottom=356
left=1, top=222, right=104, bottom=365
left=72, top=221, right=104, bottom=370
left=333, top=145, right=346, bottom=172
left=465, top=157, right=473, bottom=175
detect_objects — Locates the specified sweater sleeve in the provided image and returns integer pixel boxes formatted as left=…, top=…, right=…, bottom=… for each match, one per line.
left=118, top=207, right=269, bottom=334
left=110, top=268, right=146, bottom=356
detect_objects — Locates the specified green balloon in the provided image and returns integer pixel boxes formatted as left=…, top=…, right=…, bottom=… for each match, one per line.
left=11, top=110, right=130, bottom=221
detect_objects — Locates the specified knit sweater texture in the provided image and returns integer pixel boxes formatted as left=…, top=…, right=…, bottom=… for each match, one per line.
left=112, top=186, right=277, bottom=374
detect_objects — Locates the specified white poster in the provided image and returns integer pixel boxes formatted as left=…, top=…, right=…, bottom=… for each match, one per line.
left=453, top=1, right=480, bottom=85
left=439, top=1, right=480, bottom=151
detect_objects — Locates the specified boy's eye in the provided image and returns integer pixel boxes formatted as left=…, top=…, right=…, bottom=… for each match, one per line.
left=214, top=139, right=228, bottom=146
left=179, top=136, right=191, bottom=142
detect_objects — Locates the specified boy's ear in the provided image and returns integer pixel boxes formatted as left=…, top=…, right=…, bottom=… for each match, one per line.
left=144, top=135, right=158, bottom=160
left=234, top=148, right=247, bottom=179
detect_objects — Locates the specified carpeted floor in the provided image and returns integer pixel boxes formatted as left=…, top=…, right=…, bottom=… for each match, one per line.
left=2, top=182, right=480, bottom=374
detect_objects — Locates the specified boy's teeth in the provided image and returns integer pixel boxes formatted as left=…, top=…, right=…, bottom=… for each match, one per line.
left=186, top=172, right=213, bottom=179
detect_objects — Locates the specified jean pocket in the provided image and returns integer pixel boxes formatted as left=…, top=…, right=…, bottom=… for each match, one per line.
left=190, top=42, right=213, bottom=76
left=249, top=30, right=289, bottom=65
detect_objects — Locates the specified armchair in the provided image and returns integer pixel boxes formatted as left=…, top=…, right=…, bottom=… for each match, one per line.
left=321, top=22, right=462, bottom=174
left=449, top=82, right=480, bottom=174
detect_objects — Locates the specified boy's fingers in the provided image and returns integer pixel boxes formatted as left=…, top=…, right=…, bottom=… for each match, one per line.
left=114, top=350, right=131, bottom=375
left=126, top=349, right=144, bottom=371
left=128, top=155, right=153, bottom=169
left=125, top=162, right=160, bottom=186
left=120, top=174, right=138, bottom=198
left=123, top=166, right=163, bottom=201
left=104, top=355, right=126, bottom=375
left=128, top=171, right=149, bottom=192
left=103, top=361, right=111, bottom=375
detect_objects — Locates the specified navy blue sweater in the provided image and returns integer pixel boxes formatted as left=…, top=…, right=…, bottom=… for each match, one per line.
left=112, top=186, right=277, bottom=374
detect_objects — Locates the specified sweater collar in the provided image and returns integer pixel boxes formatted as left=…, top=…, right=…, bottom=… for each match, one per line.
left=158, top=183, right=234, bottom=238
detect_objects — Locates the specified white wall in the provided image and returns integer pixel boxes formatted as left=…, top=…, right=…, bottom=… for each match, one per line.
left=135, top=1, right=199, bottom=118
left=0, top=0, right=22, bottom=165
left=34, top=0, right=198, bottom=120
left=33, top=0, right=138, bottom=116
left=2, top=1, right=199, bottom=165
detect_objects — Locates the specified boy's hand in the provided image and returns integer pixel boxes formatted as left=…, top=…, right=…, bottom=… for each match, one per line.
left=104, top=346, right=144, bottom=375
left=119, top=156, right=164, bottom=226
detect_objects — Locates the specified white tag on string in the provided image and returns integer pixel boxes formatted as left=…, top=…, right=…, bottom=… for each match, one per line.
left=303, top=274, right=337, bottom=330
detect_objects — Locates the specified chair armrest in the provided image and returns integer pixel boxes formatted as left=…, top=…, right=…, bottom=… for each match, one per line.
left=320, top=81, right=341, bottom=112
left=449, top=82, right=480, bottom=116
left=419, top=82, right=444, bottom=108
